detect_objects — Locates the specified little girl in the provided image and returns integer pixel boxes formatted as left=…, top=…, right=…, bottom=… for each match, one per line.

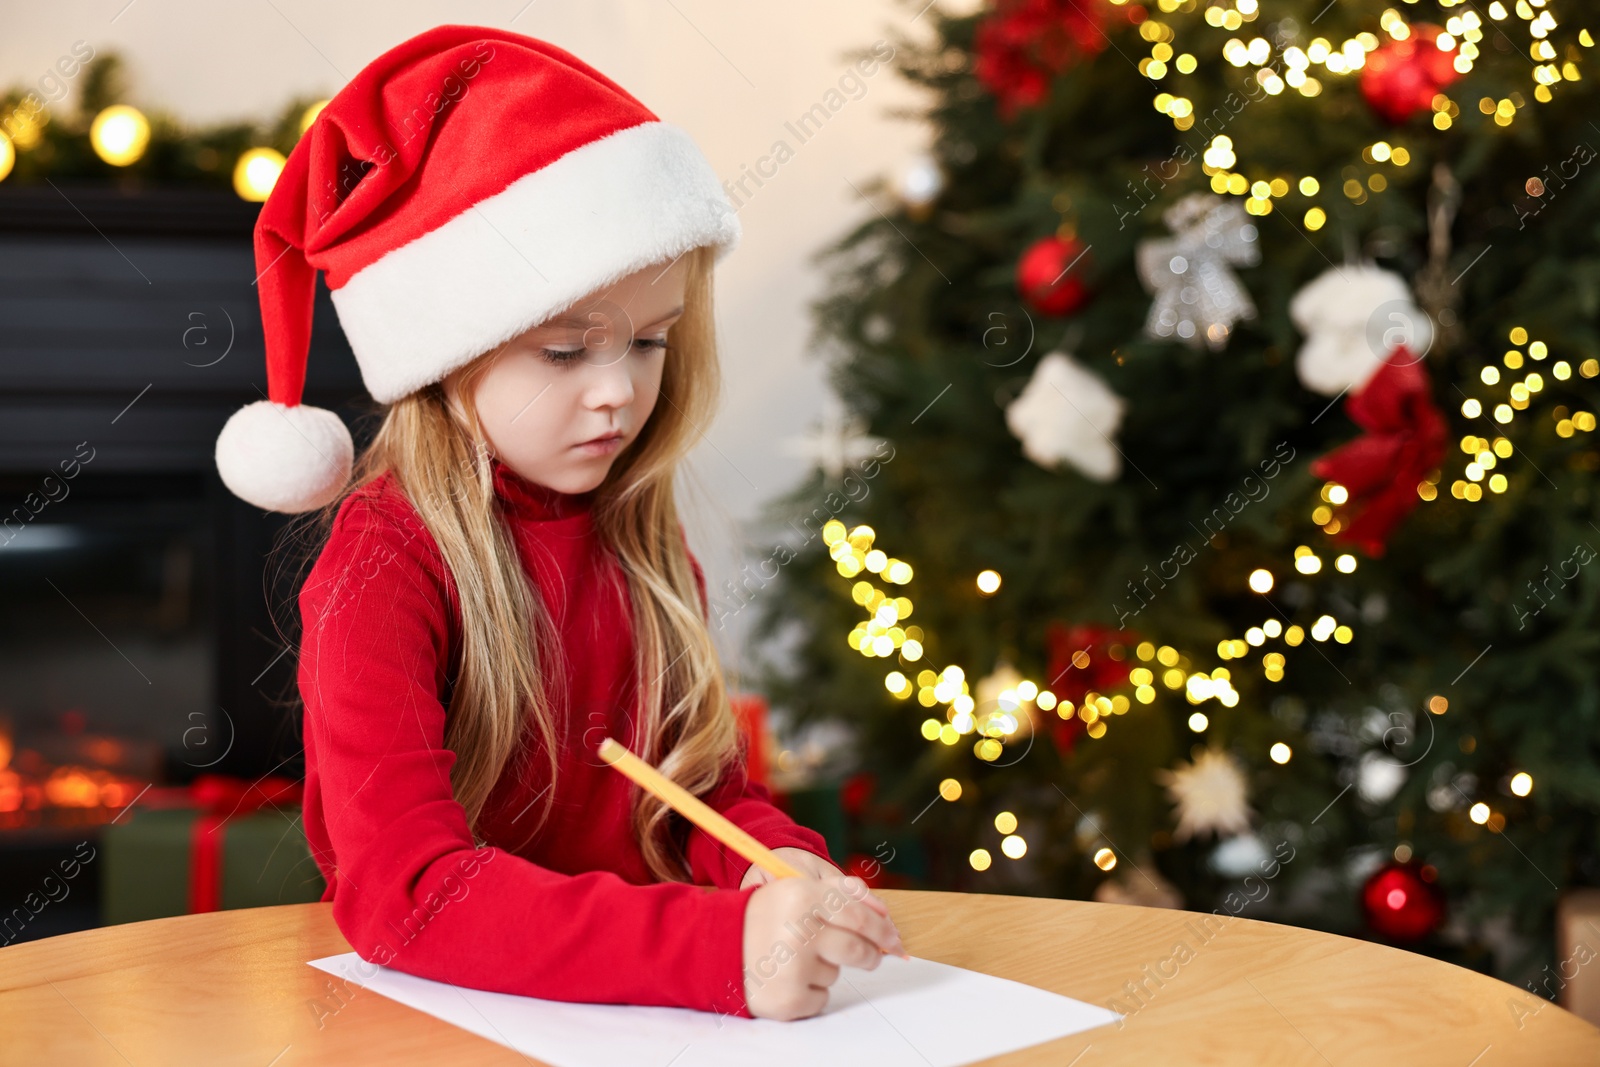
left=213, top=25, right=902, bottom=1021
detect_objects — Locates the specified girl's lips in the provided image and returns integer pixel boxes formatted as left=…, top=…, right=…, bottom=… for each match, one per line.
left=574, top=432, right=624, bottom=455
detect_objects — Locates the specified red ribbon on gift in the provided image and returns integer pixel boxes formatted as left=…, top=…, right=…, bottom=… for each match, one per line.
left=135, top=773, right=303, bottom=913
left=1310, top=347, right=1448, bottom=558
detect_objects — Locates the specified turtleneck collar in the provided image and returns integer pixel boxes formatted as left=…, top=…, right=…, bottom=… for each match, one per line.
left=491, top=457, right=597, bottom=522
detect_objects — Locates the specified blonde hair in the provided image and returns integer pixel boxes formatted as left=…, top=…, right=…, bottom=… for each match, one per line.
left=284, top=244, right=740, bottom=883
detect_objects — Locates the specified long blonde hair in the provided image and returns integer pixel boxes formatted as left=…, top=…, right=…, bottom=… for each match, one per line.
left=286, top=244, right=740, bottom=883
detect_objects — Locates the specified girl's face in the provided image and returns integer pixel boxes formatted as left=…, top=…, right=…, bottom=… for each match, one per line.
left=443, top=255, right=689, bottom=494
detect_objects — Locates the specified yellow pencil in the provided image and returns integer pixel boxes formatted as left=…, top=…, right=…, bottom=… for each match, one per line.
left=595, top=736, right=907, bottom=958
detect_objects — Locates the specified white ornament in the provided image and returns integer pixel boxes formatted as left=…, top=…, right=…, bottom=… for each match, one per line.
left=1289, top=263, right=1433, bottom=396
left=1158, top=748, right=1252, bottom=841
left=1005, top=351, right=1126, bottom=482
left=780, top=397, right=888, bottom=480
left=1210, top=831, right=1272, bottom=877
left=893, top=152, right=945, bottom=209
left=1135, top=192, right=1260, bottom=351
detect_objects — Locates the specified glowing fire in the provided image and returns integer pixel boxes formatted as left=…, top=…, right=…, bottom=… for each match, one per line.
left=0, top=721, right=148, bottom=827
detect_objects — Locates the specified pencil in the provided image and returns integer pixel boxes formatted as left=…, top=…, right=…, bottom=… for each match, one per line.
left=595, top=736, right=908, bottom=958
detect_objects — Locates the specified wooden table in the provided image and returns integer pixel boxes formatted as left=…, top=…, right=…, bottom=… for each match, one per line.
left=4, top=889, right=1597, bottom=1065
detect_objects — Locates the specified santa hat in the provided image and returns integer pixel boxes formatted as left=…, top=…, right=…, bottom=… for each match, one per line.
left=215, top=24, right=740, bottom=513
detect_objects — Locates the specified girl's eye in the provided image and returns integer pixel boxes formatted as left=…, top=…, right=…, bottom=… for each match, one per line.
left=537, top=337, right=670, bottom=367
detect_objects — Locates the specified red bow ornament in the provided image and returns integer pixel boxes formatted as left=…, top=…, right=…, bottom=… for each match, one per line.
left=1043, top=622, right=1136, bottom=756
left=1310, top=347, right=1448, bottom=556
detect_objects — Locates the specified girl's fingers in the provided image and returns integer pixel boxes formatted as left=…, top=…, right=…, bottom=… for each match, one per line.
left=833, top=875, right=894, bottom=923
left=813, top=924, right=882, bottom=974
left=823, top=886, right=905, bottom=957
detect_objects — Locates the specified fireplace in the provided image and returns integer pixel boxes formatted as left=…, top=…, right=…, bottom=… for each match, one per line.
left=0, top=185, right=367, bottom=941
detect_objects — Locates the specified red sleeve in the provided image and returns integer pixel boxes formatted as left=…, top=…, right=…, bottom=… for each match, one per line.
left=679, top=532, right=838, bottom=888
left=298, top=491, right=759, bottom=1017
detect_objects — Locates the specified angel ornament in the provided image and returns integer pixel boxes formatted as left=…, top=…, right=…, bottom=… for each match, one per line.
left=1136, top=192, right=1260, bottom=351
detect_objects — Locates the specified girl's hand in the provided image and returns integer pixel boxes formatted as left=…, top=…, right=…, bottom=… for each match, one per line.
left=741, top=873, right=906, bottom=1021
left=740, top=847, right=843, bottom=889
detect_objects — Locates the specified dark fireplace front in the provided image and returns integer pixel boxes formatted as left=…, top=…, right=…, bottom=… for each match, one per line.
left=0, top=185, right=367, bottom=941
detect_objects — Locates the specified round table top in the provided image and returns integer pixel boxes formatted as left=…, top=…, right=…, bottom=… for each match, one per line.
left=3, top=889, right=1597, bottom=1065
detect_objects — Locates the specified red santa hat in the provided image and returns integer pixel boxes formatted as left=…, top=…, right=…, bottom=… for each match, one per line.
left=215, top=24, right=740, bottom=513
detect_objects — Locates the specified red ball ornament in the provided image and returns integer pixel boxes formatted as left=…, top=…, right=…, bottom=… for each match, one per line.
left=840, top=771, right=876, bottom=819
left=973, top=0, right=1115, bottom=120
left=1361, top=861, right=1445, bottom=942
left=1360, top=24, right=1462, bottom=124
left=1017, top=234, right=1093, bottom=317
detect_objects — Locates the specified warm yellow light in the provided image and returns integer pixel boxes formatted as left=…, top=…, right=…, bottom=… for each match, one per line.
left=970, top=848, right=992, bottom=871
left=1428, top=695, right=1448, bottom=714
left=233, top=147, right=287, bottom=202
left=1001, top=834, right=1027, bottom=859
left=300, top=99, right=330, bottom=134
left=1469, top=803, right=1490, bottom=825
left=0, top=133, right=13, bottom=183
left=1335, top=554, right=1357, bottom=573
left=994, top=810, right=1017, bottom=834
left=90, top=105, right=151, bottom=167
left=1248, top=568, right=1274, bottom=593
left=1188, top=712, right=1209, bottom=732
left=1511, top=772, right=1532, bottom=797
left=976, top=569, right=1001, bottom=595
left=1270, top=742, right=1292, bottom=764
left=1093, top=847, right=1118, bottom=871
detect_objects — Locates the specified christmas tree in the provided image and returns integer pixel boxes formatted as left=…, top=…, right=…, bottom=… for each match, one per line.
left=748, top=0, right=1600, bottom=990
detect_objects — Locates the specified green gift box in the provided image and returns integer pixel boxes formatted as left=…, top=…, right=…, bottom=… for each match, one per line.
left=102, top=777, right=325, bottom=926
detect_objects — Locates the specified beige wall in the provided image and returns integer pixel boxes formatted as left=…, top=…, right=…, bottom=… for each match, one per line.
left=6, top=1, right=952, bottom=686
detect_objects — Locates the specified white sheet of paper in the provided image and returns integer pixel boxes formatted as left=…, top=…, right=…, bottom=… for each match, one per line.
left=307, top=951, right=1119, bottom=1067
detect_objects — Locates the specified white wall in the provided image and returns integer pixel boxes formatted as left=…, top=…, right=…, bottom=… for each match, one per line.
left=5, top=1, right=946, bottom=694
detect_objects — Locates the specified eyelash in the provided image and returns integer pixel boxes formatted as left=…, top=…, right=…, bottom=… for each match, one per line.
left=538, top=337, right=671, bottom=367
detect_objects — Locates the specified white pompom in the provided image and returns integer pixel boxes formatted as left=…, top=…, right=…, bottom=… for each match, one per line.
left=1004, top=351, right=1126, bottom=482
left=215, top=400, right=354, bottom=513
left=1289, top=263, right=1433, bottom=396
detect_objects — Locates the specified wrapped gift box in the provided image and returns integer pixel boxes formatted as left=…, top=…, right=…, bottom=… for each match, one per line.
left=102, top=774, right=325, bottom=926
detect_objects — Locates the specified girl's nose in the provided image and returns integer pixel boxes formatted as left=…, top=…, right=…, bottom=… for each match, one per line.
left=584, top=349, right=636, bottom=409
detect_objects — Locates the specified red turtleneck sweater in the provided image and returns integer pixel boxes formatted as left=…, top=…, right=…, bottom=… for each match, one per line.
left=296, top=458, right=833, bottom=1018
